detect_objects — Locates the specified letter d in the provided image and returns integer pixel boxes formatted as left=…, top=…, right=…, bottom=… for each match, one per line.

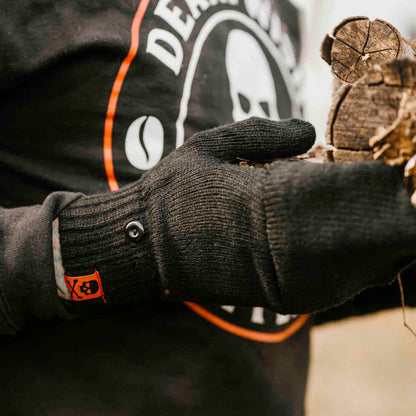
left=146, top=28, right=183, bottom=75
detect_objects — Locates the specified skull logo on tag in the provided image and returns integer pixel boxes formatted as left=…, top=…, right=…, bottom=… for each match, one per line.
left=226, top=29, right=280, bottom=122
left=78, top=280, right=100, bottom=296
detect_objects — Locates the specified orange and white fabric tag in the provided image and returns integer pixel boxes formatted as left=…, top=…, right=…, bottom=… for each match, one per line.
left=64, top=270, right=106, bottom=303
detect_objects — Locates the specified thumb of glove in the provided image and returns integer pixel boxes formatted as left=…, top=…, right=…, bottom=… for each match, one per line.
left=184, top=117, right=316, bottom=162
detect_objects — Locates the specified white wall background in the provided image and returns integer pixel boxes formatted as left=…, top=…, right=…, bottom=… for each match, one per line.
left=293, top=0, right=416, bottom=144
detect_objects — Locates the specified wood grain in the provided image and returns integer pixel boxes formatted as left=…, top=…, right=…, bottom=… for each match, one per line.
left=321, top=16, right=415, bottom=84
left=327, top=59, right=416, bottom=155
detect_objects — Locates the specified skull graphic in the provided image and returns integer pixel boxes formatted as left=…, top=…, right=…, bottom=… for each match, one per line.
left=78, top=280, right=99, bottom=296
left=225, top=29, right=280, bottom=122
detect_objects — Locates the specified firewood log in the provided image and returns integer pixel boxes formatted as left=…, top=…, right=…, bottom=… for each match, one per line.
left=322, top=17, right=416, bottom=204
left=321, top=16, right=416, bottom=85
left=326, top=59, right=416, bottom=163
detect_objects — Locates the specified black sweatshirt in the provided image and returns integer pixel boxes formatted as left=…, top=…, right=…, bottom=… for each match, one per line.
left=1, top=1, right=416, bottom=415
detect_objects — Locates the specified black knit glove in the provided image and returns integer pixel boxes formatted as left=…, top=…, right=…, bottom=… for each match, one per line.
left=59, top=117, right=416, bottom=314
left=59, top=118, right=314, bottom=311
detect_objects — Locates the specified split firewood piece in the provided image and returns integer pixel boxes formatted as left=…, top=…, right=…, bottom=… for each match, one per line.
left=326, top=59, right=416, bottom=164
left=369, top=91, right=416, bottom=165
left=237, top=157, right=270, bottom=169
left=326, top=148, right=373, bottom=163
left=321, top=16, right=416, bottom=84
left=237, top=146, right=327, bottom=168
left=369, top=90, right=416, bottom=205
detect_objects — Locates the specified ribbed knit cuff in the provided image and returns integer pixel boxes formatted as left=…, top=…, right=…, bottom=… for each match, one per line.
left=263, top=160, right=416, bottom=314
left=59, top=182, right=161, bottom=308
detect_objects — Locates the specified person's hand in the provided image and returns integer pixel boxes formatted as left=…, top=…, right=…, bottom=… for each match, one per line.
left=59, top=117, right=416, bottom=314
left=59, top=118, right=313, bottom=311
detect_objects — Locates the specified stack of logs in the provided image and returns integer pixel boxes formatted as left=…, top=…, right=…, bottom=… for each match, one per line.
left=321, top=16, right=416, bottom=205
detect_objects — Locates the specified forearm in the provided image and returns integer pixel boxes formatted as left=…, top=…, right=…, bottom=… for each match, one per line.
left=61, top=159, right=416, bottom=318
left=4, top=118, right=415, bottom=334
left=264, top=160, right=416, bottom=313
left=0, top=192, right=82, bottom=334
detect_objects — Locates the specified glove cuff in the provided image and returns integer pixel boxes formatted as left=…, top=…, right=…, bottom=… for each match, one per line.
left=59, top=182, right=161, bottom=308
left=263, top=160, right=416, bottom=314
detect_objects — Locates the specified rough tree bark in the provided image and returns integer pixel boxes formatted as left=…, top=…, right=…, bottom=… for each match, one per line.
left=322, top=17, right=416, bottom=167
left=326, top=58, right=416, bottom=163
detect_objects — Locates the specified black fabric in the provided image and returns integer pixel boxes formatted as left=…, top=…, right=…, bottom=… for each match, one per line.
left=0, top=192, right=82, bottom=335
left=264, top=161, right=416, bottom=313
left=0, top=1, right=313, bottom=414
left=2, top=1, right=412, bottom=415
left=313, top=246, right=416, bottom=323
left=59, top=118, right=315, bottom=310
left=59, top=119, right=416, bottom=317
left=59, top=181, right=161, bottom=307
left=0, top=301, right=310, bottom=416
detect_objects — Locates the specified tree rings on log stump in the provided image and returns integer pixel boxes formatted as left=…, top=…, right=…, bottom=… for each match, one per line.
left=321, top=16, right=415, bottom=84
left=326, top=59, right=416, bottom=162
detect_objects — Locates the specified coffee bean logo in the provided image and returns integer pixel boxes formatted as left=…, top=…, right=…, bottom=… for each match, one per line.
left=125, top=115, right=164, bottom=171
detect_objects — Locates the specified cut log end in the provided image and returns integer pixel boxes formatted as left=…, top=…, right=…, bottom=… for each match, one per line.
left=321, top=16, right=415, bottom=84
left=325, top=16, right=416, bottom=207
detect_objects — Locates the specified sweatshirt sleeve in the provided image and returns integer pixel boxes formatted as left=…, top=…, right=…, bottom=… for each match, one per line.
left=263, top=160, right=416, bottom=314
left=0, top=192, right=82, bottom=334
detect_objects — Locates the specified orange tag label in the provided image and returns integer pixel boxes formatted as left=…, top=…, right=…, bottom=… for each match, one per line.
left=64, top=270, right=106, bottom=303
